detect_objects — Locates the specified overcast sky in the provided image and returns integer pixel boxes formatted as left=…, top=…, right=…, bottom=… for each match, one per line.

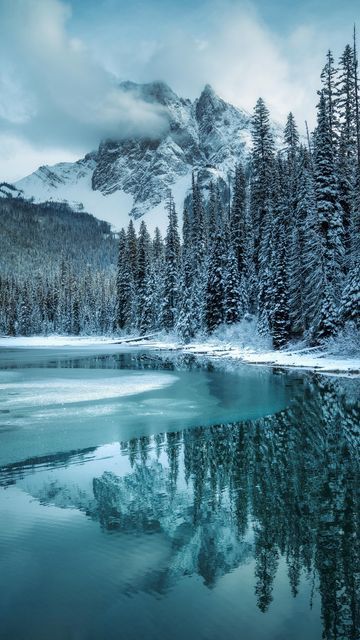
left=1, top=0, right=359, bottom=182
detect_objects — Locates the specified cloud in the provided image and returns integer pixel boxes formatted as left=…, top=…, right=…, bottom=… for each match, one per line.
left=0, top=0, right=169, bottom=157
left=137, top=2, right=324, bottom=128
left=0, top=132, right=79, bottom=183
left=0, top=0, right=356, bottom=182
left=85, top=0, right=349, bottom=129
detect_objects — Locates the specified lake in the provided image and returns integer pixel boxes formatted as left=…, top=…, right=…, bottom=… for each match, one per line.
left=0, top=347, right=359, bottom=640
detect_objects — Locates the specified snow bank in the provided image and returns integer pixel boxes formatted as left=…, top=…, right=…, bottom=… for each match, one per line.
left=0, top=335, right=119, bottom=348
left=1, top=328, right=359, bottom=375
left=128, top=330, right=360, bottom=375
left=145, top=340, right=360, bottom=374
left=239, top=348, right=360, bottom=374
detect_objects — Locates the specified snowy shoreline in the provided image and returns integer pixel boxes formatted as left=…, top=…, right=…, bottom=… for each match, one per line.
left=0, top=334, right=359, bottom=377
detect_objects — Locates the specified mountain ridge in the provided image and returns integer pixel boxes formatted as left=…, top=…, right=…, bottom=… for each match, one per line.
left=14, top=82, right=282, bottom=230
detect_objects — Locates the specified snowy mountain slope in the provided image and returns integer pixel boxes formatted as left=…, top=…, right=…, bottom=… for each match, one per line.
left=15, top=82, right=282, bottom=231
left=0, top=182, right=23, bottom=199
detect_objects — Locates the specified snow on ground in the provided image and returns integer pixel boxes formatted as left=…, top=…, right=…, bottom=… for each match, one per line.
left=135, top=337, right=360, bottom=375
left=1, top=333, right=359, bottom=375
left=0, top=335, right=119, bottom=347
left=238, top=348, right=360, bottom=374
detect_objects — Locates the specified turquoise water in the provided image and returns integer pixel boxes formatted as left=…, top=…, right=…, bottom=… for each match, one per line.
left=0, top=348, right=359, bottom=640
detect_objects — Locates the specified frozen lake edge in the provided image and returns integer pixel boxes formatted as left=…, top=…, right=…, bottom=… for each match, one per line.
left=0, top=334, right=359, bottom=377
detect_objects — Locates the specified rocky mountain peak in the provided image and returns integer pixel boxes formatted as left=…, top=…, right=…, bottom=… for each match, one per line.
left=15, top=82, right=283, bottom=229
left=120, top=80, right=182, bottom=108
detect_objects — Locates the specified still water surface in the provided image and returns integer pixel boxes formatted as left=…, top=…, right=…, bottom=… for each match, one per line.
left=0, top=347, right=359, bottom=640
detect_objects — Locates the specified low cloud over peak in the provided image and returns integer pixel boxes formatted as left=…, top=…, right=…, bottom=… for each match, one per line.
left=0, top=0, right=358, bottom=182
left=0, top=0, right=169, bottom=175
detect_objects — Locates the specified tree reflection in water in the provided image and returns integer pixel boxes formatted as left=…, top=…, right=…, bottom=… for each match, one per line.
left=89, top=375, right=359, bottom=639
left=2, top=372, right=358, bottom=639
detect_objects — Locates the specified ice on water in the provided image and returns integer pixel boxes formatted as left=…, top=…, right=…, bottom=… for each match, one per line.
left=0, top=349, right=291, bottom=467
left=0, top=370, right=178, bottom=407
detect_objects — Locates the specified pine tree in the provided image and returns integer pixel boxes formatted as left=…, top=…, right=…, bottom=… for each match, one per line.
left=224, top=246, right=241, bottom=324
left=137, top=221, right=151, bottom=289
left=268, top=158, right=290, bottom=348
left=72, top=298, right=80, bottom=335
left=152, top=227, right=164, bottom=262
left=137, top=220, right=152, bottom=333
left=337, top=44, right=357, bottom=254
left=205, top=224, right=225, bottom=332
left=283, top=112, right=300, bottom=249
left=284, top=112, right=300, bottom=165
left=126, top=219, right=138, bottom=281
left=337, top=263, right=360, bottom=329
left=316, top=281, right=339, bottom=342
left=230, top=164, right=247, bottom=277
left=176, top=205, right=197, bottom=340
left=150, top=226, right=166, bottom=331
left=287, top=147, right=310, bottom=335
left=163, top=192, right=181, bottom=330
left=140, top=265, right=157, bottom=334
left=320, top=50, right=339, bottom=150
left=115, top=228, right=135, bottom=331
left=353, top=25, right=360, bottom=165
left=191, top=171, right=207, bottom=264
left=350, top=166, right=360, bottom=264
left=250, top=97, right=276, bottom=274
left=208, top=181, right=221, bottom=247
left=271, top=226, right=290, bottom=349
left=312, top=91, right=345, bottom=339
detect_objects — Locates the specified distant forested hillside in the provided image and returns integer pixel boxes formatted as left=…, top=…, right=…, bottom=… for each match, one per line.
left=0, top=196, right=116, bottom=275
left=0, top=197, right=118, bottom=335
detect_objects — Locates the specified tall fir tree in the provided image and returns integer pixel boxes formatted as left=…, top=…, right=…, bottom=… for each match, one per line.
left=336, top=44, right=357, bottom=254
left=163, top=192, right=181, bottom=330
left=320, top=50, right=339, bottom=151
left=115, top=228, right=135, bottom=331
left=312, top=91, right=345, bottom=339
left=250, top=98, right=275, bottom=274
left=205, top=223, right=225, bottom=332
left=230, top=163, right=247, bottom=277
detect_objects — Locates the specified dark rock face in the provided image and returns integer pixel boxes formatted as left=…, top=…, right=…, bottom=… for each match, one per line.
left=16, top=82, right=283, bottom=220
left=90, top=82, right=255, bottom=217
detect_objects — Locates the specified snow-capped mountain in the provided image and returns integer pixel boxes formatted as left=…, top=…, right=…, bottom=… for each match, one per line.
left=15, top=83, right=281, bottom=231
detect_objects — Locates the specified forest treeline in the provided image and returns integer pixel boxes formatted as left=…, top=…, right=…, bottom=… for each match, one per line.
left=1, top=37, right=359, bottom=347
left=0, top=197, right=117, bottom=335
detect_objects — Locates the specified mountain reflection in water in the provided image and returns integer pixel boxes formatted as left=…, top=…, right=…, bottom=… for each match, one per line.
left=1, top=368, right=358, bottom=640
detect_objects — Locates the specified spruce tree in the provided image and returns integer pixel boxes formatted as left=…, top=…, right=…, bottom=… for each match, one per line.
left=337, top=262, right=360, bottom=330
left=224, top=246, right=241, bottom=324
left=176, top=204, right=197, bottom=340
left=205, top=224, right=225, bottom=332
left=163, top=192, right=181, bottom=330
left=312, top=91, right=345, bottom=338
left=271, top=226, right=290, bottom=349
left=115, top=228, right=135, bottom=332
left=250, top=97, right=276, bottom=274
left=337, top=44, right=357, bottom=253
left=137, top=220, right=152, bottom=333
left=126, top=219, right=138, bottom=281
left=284, top=112, right=300, bottom=165
left=230, top=164, right=247, bottom=277
left=320, top=50, right=339, bottom=150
